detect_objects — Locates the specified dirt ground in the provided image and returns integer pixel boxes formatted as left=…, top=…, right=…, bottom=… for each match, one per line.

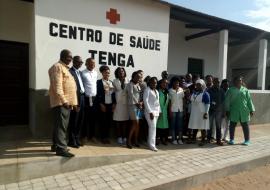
left=189, top=165, right=270, bottom=190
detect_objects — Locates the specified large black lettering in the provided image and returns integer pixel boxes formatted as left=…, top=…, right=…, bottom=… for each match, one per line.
left=126, top=55, right=134, bottom=67
left=117, top=33, right=123, bottom=46
left=59, top=24, right=68, bottom=38
left=78, top=27, right=85, bottom=41
left=108, top=52, right=117, bottom=66
left=149, top=39, right=155, bottom=50
left=68, top=26, right=77, bottom=39
left=49, top=22, right=58, bottom=37
left=99, top=51, right=107, bottom=65
left=88, top=50, right=98, bottom=59
left=109, top=32, right=123, bottom=46
left=155, top=40, right=161, bottom=51
left=118, top=54, right=125, bottom=66
left=130, top=36, right=136, bottom=47
left=109, top=32, right=117, bottom=44
left=86, top=29, right=94, bottom=41
left=143, top=37, right=149, bottom=49
left=136, top=37, right=142, bottom=48
left=96, top=30, right=102, bottom=42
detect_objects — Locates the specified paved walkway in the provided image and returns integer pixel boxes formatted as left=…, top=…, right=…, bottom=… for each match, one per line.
left=0, top=124, right=269, bottom=167
left=1, top=125, right=270, bottom=190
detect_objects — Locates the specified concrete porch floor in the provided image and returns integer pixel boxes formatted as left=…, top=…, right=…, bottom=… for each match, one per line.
left=0, top=124, right=270, bottom=186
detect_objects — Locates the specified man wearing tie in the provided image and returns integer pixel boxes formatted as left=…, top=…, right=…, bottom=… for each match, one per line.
left=68, top=56, right=85, bottom=148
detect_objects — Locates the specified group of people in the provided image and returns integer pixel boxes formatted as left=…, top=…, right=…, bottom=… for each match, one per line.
left=48, top=49, right=255, bottom=157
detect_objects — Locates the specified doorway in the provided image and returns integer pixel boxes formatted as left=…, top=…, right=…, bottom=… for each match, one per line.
left=0, top=40, right=29, bottom=126
left=188, top=58, right=204, bottom=78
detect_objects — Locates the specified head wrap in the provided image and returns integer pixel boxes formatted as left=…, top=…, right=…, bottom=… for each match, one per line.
left=195, top=79, right=206, bottom=91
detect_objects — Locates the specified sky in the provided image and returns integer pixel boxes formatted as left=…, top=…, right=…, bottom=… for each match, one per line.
left=167, top=0, right=270, bottom=32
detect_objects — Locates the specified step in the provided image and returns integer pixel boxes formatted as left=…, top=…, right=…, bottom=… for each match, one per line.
left=0, top=140, right=165, bottom=185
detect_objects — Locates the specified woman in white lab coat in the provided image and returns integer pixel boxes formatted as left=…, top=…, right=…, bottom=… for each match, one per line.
left=188, top=79, right=210, bottom=146
left=143, top=77, right=160, bottom=151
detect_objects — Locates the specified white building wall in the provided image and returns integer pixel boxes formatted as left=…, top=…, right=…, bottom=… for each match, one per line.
left=0, top=0, right=35, bottom=88
left=167, top=19, right=219, bottom=77
left=34, top=0, right=170, bottom=90
left=0, top=0, right=33, bottom=43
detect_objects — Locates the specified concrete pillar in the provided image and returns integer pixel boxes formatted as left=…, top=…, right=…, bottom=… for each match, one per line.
left=218, top=29, right=229, bottom=80
left=257, top=39, right=268, bottom=90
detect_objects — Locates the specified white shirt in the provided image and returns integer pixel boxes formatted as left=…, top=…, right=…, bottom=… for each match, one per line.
left=73, top=67, right=85, bottom=94
left=81, top=69, right=97, bottom=97
left=102, top=79, right=114, bottom=104
left=169, top=87, right=184, bottom=112
left=143, top=87, right=160, bottom=116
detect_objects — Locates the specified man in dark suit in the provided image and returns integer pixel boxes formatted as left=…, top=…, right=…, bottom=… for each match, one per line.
left=68, top=56, right=85, bottom=148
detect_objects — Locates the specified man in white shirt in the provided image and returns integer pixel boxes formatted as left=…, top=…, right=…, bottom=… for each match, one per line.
left=81, top=58, right=98, bottom=143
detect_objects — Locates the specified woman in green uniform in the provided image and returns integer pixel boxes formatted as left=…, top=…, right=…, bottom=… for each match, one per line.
left=225, top=76, right=255, bottom=145
left=157, top=78, right=169, bottom=145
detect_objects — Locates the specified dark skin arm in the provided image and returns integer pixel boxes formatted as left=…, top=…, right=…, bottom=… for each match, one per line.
left=63, top=103, right=72, bottom=109
left=150, top=113, right=154, bottom=120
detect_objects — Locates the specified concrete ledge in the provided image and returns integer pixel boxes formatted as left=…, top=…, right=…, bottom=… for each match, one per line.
left=0, top=153, right=161, bottom=185
left=139, top=153, right=270, bottom=190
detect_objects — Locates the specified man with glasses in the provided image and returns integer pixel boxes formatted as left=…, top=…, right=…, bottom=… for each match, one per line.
left=48, top=49, right=78, bottom=157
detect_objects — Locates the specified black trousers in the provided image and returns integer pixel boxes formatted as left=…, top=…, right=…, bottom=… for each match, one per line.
left=52, top=106, right=70, bottom=151
left=157, top=128, right=168, bottom=140
left=191, top=129, right=207, bottom=141
left=82, top=96, right=96, bottom=139
left=99, top=104, right=113, bottom=139
left=68, top=95, right=85, bottom=145
left=229, top=121, right=250, bottom=141
left=207, top=111, right=223, bottom=141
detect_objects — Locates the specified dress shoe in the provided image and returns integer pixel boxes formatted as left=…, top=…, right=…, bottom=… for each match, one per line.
left=56, top=150, right=74, bottom=157
left=126, top=144, right=133, bottom=149
left=76, top=141, right=82, bottom=147
left=68, top=143, right=79, bottom=148
left=217, top=141, right=224, bottom=146
left=134, top=143, right=140, bottom=148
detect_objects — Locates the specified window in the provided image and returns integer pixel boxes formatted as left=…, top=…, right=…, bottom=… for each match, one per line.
left=188, top=58, right=204, bottom=78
